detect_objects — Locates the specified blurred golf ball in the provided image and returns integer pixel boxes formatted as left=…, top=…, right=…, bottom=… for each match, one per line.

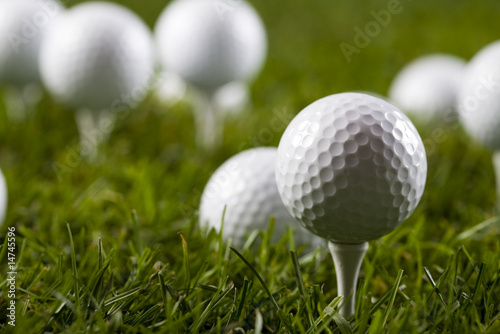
left=40, top=2, right=155, bottom=110
left=0, top=170, right=7, bottom=226
left=276, top=93, right=427, bottom=244
left=389, top=54, right=466, bottom=121
left=458, top=40, right=500, bottom=150
left=0, top=0, right=64, bottom=86
left=200, top=147, right=322, bottom=248
left=155, top=0, right=267, bottom=93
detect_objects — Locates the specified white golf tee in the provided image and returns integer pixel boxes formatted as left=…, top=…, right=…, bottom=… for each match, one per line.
left=3, top=84, right=42, bottom=122
left=328, top=241, right=368, bottom=318
left=192, top=90, right=223, bottom=152
left=493, top=152, right=500, bottom=202
left=75, top=109, right=115, bottom=162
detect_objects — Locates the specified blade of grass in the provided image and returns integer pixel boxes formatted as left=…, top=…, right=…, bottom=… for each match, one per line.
left=104, top=287, right=142, bottom=307
left=57, top=253, right=63, bottom=280
left=230, top=247, right=279, bottom=310
left=67, top=223, right=80, bottom=310
left=332, top=312, right=353, bottom=334
left=424, top=267, right=447, bottom=308
left=291, top=250, right=315, bottom=330
left=0, top=236, right=8, bottom=266
left=307, top=296, right=343, bottom=334
left=132, top=210, right=143, bottom=255
left=230, top=247, right=295, bottom=333
left=291, top=250, right=307, bottom=300
left=456, top=216, right=500, bottom=241
left=466, top=262, right=486, bottom=308
left=98, top=235, right=103, bottom=270
left=157, top=271, right=168, bottom=317
left=179, top=233, right=191, bottom=295
left=236, top=278, right=250, bottom=321
left=189, top=280, right=234, bottom=332
left=380, top=269, right=404, bottom=330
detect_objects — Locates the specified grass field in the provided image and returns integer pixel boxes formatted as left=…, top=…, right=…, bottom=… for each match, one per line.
left=1, top=0, right=500, bottom=332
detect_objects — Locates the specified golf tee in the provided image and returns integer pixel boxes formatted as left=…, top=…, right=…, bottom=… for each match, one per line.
left=493, top=151, right=500, bottom=205
left=3, top=84, right=43, bottom=123
left=75, top=109, right=115, bottom=162
left=192, top=91, right=222, bottom=152
left=328, top=241, right=369, bottom=318
left=3, top=86, right=27, bottom=122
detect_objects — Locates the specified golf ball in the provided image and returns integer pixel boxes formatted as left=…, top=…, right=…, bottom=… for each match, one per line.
left=0, top=0, right=64, bottom=86
left=155, top=0, right=267, bottom=92
left=39, top=2, right=155, bottom=110
left=458, top=40, right=500, bottom=150
left=389, top=54, right=466, bottom=121
left=200, top=147, right=322, bottom=248
left=276, top=93, right=427, bottom=244
left=0, top=170, right=7, bottom=226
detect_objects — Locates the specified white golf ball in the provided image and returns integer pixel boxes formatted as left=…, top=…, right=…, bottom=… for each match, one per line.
left=39, top=2, right=155, bottom=110
left=0, top=169, right=7, bottom=226
left=389, top=54, right=466, bottom=121
left=458, top=40, right=500, bottom=150
left=0, top=0, right=64, bottom=86
left=276, top=93, right=427, bottom=244
left=200, top=147, right=322, bottom=248
left=155, top=0, right=267, bottom=92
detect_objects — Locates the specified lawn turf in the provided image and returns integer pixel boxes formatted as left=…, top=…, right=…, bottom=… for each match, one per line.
left=1, top=0, right=500, bottom=332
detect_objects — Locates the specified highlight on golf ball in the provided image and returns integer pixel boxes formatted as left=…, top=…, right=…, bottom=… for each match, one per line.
left=276, top=92, right=428, bottom=243
left=199, top=147, right=323, bottom=248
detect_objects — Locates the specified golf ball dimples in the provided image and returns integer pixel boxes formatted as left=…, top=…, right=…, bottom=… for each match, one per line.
left=276, top=93, right=427, bottom=244
left=155, top=0, right=267, bottom=92
left=458, top=40, right=500, bottom=150
left=200, top=148, right=321, bottom=248
left=389, top=54, right=465, bottom=121
left=39, top=2, right=155, bottom=110
left=0, top=0, right=63, bottom=86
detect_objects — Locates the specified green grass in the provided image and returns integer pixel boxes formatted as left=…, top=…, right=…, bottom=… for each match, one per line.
left=1, top=0, right=500, bottom=332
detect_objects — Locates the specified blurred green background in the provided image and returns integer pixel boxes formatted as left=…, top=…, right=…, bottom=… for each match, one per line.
left=3, top=0, right=497, bottom=229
